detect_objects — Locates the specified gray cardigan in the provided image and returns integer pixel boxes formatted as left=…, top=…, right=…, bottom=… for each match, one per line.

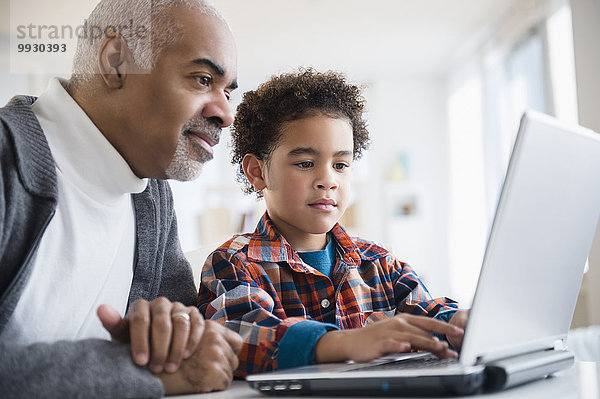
left=0, top=96, right=198, bottom=398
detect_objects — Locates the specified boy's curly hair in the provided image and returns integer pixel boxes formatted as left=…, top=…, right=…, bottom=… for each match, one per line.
left=231, top=68, right=370, bottom=197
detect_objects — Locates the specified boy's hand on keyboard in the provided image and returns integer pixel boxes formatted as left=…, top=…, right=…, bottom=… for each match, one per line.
left=447, top=310, right=469, bottom=350
left=315, top=314, right=463, bottom=364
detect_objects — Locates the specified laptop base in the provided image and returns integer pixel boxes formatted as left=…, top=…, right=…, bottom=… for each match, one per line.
left=249, top=372, right=485, bottom=396
left=249, top=349, right=574, bottom=396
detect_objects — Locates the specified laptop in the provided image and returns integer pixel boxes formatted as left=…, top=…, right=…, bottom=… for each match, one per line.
left=246, top=110, right=600, bottom=396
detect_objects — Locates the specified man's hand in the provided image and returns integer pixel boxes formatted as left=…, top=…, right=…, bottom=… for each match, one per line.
left=154, top=320, right=243, bottom=395
left=315, top=313, right=464, bottom=364
left=447, top=309, right=469, bottom=350
left=97, top=297, right=204, bottom=374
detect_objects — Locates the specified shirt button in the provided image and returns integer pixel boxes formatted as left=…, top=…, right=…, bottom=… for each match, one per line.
left=321, top=299, right=330, bottom=308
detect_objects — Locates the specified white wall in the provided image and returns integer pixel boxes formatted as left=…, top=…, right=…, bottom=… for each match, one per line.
left=360, top=77, right=451, bottom=298
left=571, top=0, right=600, bottom=326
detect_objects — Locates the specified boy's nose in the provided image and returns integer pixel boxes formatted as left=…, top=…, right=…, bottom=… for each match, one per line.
left=317, top=181, right=338, bottom=190
left=315, top=170, right=338, bottom=190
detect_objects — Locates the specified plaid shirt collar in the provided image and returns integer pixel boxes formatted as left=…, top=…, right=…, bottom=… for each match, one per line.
left=246, top=212, right=386, bottom=273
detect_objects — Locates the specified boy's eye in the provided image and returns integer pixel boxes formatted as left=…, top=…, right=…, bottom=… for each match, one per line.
left=334, top=162, right=349, bottom=171
left=295, top=161, right=313, bottom=169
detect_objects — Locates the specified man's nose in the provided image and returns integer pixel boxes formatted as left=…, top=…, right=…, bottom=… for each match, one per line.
left=202, top=93, right=234, bottom=128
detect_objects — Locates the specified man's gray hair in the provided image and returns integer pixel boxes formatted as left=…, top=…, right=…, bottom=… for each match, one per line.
left=71, top=0, right=223, bottom=84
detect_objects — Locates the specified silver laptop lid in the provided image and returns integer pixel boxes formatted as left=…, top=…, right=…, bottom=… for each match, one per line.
left=460, top=111, right=600, bottom=365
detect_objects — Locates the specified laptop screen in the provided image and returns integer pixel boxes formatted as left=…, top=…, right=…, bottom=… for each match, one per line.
left=459, top=111, right=600, bottom=365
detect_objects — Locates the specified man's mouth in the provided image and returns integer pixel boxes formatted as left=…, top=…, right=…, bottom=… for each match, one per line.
left=185, top=129, right=218, bottom=156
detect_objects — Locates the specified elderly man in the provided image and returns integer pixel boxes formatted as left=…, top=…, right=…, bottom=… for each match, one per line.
left=0, top=0, right=241, bottom=397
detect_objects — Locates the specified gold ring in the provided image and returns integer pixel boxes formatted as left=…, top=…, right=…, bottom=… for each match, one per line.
left=171, top=311, right=191, bottom=322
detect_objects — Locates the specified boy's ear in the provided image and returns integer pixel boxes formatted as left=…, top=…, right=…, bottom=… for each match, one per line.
left=97, top=32, right=131, bottom=89
left=242, top=154, right=267, bottom=191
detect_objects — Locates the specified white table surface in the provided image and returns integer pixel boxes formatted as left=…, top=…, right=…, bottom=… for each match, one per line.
left=167, top=361, right=600, bottom=399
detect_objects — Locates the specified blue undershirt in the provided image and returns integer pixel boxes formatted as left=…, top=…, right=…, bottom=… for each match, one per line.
left=297, top=234, right=336, bottom=278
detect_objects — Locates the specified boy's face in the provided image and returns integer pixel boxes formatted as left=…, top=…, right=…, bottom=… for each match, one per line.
left=260, top=114, right=354, bottom=251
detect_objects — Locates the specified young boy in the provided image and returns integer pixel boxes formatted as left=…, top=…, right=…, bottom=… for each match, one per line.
left=198, top=69, right=468, bottom=377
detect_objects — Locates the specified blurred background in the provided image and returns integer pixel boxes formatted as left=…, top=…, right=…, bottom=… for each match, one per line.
left=1, top=0, right=599, bottom=327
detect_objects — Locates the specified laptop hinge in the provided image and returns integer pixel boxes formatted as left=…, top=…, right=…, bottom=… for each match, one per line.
left=483, top=348, right=574, bottom=391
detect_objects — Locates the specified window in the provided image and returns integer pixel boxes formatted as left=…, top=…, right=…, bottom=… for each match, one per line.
left=446, top=0, right=577, bottom=305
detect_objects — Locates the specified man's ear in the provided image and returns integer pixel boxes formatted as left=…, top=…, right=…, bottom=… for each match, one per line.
left=97, top=32, right=131, bottom=89
left=242, top=154, right=267, bottom=191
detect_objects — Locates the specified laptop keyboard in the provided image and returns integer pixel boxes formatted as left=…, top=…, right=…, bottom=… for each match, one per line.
left=351, top=355, right=458, bottom=372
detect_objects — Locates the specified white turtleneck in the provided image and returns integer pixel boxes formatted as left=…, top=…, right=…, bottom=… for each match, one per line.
left=1, top=78, right=148, bottom=344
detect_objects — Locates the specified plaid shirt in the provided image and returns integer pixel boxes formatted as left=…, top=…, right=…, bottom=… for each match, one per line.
left=198, top=213, right=458, bottom=377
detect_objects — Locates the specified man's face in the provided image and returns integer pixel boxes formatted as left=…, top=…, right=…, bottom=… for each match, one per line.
left=261, top=114, right=354, bottom=250
left=119, top=7, right=237, bottom=180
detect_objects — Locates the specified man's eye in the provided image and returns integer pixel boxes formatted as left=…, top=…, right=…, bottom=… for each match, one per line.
left=195, top=76, right=212, bottom=86
left=296, top=161, right=313, bottom=169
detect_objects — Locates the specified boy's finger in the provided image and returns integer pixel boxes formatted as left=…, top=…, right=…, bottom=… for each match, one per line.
left=399, top=314, right=464, bottom=336
left=387, top=316, right=447, bottom=341
left=392, top=332, right=458, bottom=359
left=379, top=339, right=412, bottom=356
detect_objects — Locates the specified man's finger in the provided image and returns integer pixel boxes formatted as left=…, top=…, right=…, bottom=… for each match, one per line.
left=184, top=308, right=205, bottom=359
left=164, top=305, right=192, bottom=373
left=97, top=304, right=129, bottom=341
left=127, top=299, right=152, bottom=366
left=220, top=360, right=235, bottom=385
left=149, top=297, right=173, bottom=373
left=213, top=336, right=237, bottom=379
left=225, top=337, right=240, bottom=370
left=221, top=325, right=243, bottom=354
